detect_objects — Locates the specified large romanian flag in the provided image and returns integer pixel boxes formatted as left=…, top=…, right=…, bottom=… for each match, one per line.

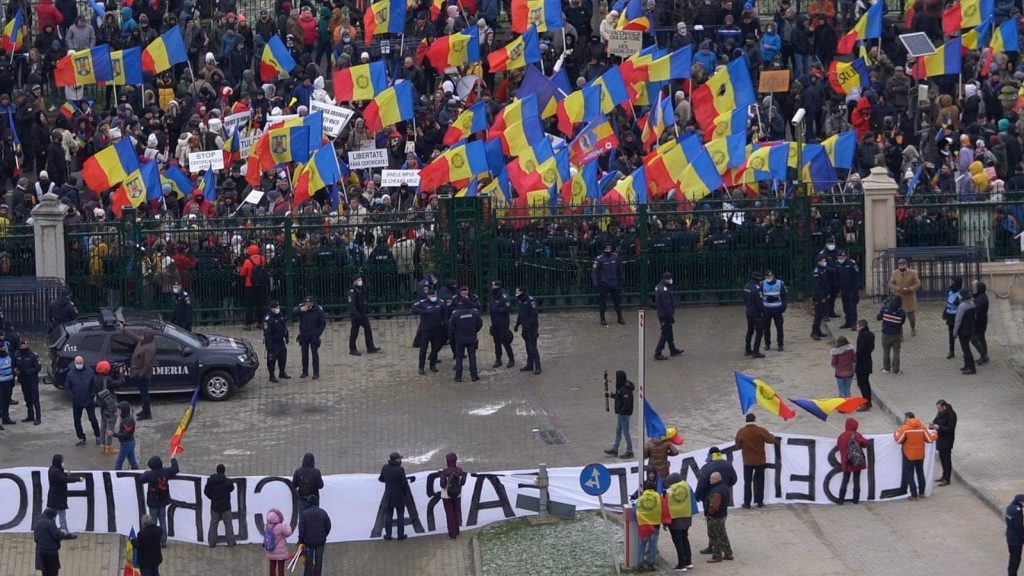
left=111, top=160, right=160, bottom=218
left=569, top=116, right=617, bottom=165
left=735, top=371, right=796, bottom=421
left=55, top=45, right=114, bottom=87
left=510, top=0, right=564, bottom=33
left=419, top=140, right=489, bottom=192
left=486, top=26, right=541, bottom=72
left=333, top=61, right=388, bottom=102
left=168, top=386, right=200, bottom=457
left=443, top=100, right=489, bottom=145
left=260, top=36, right=296, bottom=82
left=556, top=84, right=602, bottom=137
left=293, top=143, right=342, bottom=206
left=828, top=57, right=869, bottom=95
left=362, top=81, right=415, bottom=133
left=82, top=140, right=139, bottom=191
left=141, top=24, right=188, bottom=74
left=1, top=9, right=25, bottom=52
left=942, top=0, right=990, bottom=35
left=111, top=47, right=143, bottom=85
left=912, top=37, right=961, bottom=79
left=691, top=55, right=755, bottom=134
left=426, top=27, right=480, bottom=72
left=363, top=0, right=407, bottom=44
left=837, top=0, right=883, bottom=54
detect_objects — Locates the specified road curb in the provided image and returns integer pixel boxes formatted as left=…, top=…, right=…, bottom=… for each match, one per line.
left=471, top=535, right=481, bottom=576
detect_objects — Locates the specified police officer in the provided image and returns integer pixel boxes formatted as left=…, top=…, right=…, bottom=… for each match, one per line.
left=811, top=255, right=831, bottom=340
left=262, top=301, right=290, bottom=383
left=488, top=281, right=515, bottom=368
left=0, top=341, right=14, bottom=429
left=348, top=275, right=381, bottom=356
left=47, top=288, right=78, bottom=333
left=449, top=292, right=484, bottom=382
left=654, top=272, right=684, bottom=360
left=515, top=287, right=541, bottom=374
left=836, top=250, right=861, bottom=329
left=417, top=271, right=439, bottom=301
left=411, top=288, right=447, bottom=374
left=743, top=272, right=766, bottom=358
left=293, top=296, right=327, bottom=379
left=13, top=340, right=41, bottom=424
left=592, top=243, right=625, bottom=326
left=170, top=282, right=193, bottom=332
left=815, top=237, right=840, bottom=317
left=759, top=270, right=787, bottom=351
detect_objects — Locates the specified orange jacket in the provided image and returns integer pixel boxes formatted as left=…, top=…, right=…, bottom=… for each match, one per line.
left=894, top=418, right=936, bottom=461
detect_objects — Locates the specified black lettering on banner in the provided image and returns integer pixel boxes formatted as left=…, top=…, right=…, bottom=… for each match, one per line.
left=608, top=466, right=630, bottom=506
left=877, top=439, right=907, bottom=500
left=231, top=477, right=249, bottom=542
left=823, top=446, right=842, bottom=503
left=771, top=442, right=784, bottom=498
left=424, top=471, right=442, bottom=532
left=253, top=476, right=294, bottom=533
left=0, top=473, right=28, bottom=530
left=65, top=473, right=96, bottom=531
left=167, top=475, right=203, bottom=542
left=785, top=437, right=816, bottom=501
left=675, top=457, right=702, bottom=487
left=467, top=474, right=515, bottom=526
left=102, top=472, right=117, bottom=532
left=31, top=471, right=43, bottom=526
left=866, top=439, right=877, bottom=500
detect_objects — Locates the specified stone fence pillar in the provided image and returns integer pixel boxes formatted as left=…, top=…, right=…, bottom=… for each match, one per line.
left=30, top=192, right=69, bottom=281
left=862, top=167, right=898, bottom=297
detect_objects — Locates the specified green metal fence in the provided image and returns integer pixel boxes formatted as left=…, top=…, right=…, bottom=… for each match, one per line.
left=66, top=194, right=867, bottom=320
left=896, top=196, right=1023, bottom=261
left=0, top=226, right=36, bottom=278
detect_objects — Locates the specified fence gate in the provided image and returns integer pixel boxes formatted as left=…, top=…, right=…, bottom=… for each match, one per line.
left=437, top=196, right=492, bottom=292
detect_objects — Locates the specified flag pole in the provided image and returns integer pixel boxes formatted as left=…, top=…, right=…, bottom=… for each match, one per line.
left=637, top=309, right=645, bottom=488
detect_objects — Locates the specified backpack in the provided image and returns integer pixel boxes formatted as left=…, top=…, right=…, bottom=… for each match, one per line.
left=846, top=438, right=866, bottom=469
left=249, top=257, right=270, bottom=288
left=444, top=470, right=462, bottom=498
left=262, top=525, right=277, bottom=551
left=296, top=470, right=318, bottom=497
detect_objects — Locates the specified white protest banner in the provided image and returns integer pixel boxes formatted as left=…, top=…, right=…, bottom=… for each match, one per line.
left=0, top=435, right=931, bottom=545
left=348, top=149, right=389, bottom=169
left=242, top=190, right=264, bottom=205
left=188, top=150, right=224, bottom=173
left=238, top=133, right=261, bottom=159
left=266, top=114, right=299, bottom=124
left=310, top=100, right=355, bottom=137
left=359, top=139, right=376, bottom=151
left=608, top=30, right=642, bottom=58
left=222, top=111, right=252, bottom=135
left=381, top=170, right=421, bottom=187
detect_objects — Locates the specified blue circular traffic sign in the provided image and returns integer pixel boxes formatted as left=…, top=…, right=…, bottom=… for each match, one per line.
left=580, top=463, right=612, bottom=496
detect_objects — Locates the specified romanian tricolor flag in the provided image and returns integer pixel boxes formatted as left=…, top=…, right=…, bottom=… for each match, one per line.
left=639, top=91, right=674, bottom=151
left=615, top=0, right=651, bottom=31
left=1, top=9, right=25, bottom=52
left=123, top=528, right=141, bottom=576
left=260, top=36, right=297, bottom=82
left=692, top=55, right=755, bottom=134
left=111, top=161, right=160, bottom=218
left=828, top=57, right=870, bottom=95
left=333, top=61, right=388, bottom=102
left=222, top=128, right=241, bottom=164
left=961, top=18, right=993, bottom=51
left=141, top=25, right=188, bottom=74
left=266, top=126, right=311, bottom=167
left=160, top=164, right=192, bottom=198
left=362, top=81, right=415, bottom=133
left=487, top=93, right=538, bottom=139
left=293, top=143, right=342, bottom=206
left=942, top=0, right=990, bottom=35
left=643, top=137, right=696, bottom=193
left=486, top=26, right=541, bottom=72
left=744, top=142, right=790, bottom=181
left=443, top=100, right=489, bottom=145
left=735, top=371, right=796, bottom=421
left=481, top=170, right=513, bottom=204
left=516, top=64, right=563, bottom=118
left=55, top=45, right=114, bottom=87
left=789, top=397, right=868, bottom=421
left=419, top=140, right=489, bottom=192
left=426, top=27, right=480, bottom=72
left=168, top=386, right=200, bottom=457
left=561, top=159, right=600, bottom=204
left=59, top=102, right=78, bottom=120
left=837, top=0, right=883, bottom=54
left=197, top=169, right=216, bottom=201
left=569, top=116, right=617, bottom=165
left=822, top=131, right=857, bottom=170
left=675, top=149, right=723, bottom=200
left=363, top=0, right=407, bottom=44
left=510, top=0, right=564, bottom=33
left=83, top=140, right=139, bottom=191
left=912, top=37, right=961, bottom=79
left=110, top=47, right=143, bottom=85
left=556, top=84, right=602, bottom=137
left=990, top=18, right=1020, bottom=53
left=708, top=105, right=749, bottom=141
left=645, top=44, right=692, bottom=81
left=500, top=115, right=549, bottom=158
left=704, top=132, right=746, bottom=174
left=590, top=66, right=630, bottom=114
left=614, top=165, right=650, bottom=204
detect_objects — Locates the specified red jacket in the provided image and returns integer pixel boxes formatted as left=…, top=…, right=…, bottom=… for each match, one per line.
left=239, top=251, right=267, bottom=288
left=830, top=344, right=856, bottom=378
left=298, top=13, right=317, bottom=46
left=37, top=0, right=64, bottom=31
left=836, top=418, right=869, bottom=473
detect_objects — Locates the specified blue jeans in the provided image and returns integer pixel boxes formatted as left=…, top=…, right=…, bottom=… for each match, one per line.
left=149, top=506, right=168, bottom=545
left=794, top=53, right=810, bottom=78
left=613, top=414, right=633, bottom=452
left=836, top=377, right=853, bottom=397
left=115, top=441, right=138, bottom=470
left=303, top=544, right=325, bottom=576
left=640, top=529, right=659, bottom=565
left=57, top=509, right=68, bottom=530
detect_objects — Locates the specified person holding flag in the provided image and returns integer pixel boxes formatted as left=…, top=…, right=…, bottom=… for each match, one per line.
left=139, top=455, right=179, bottom=548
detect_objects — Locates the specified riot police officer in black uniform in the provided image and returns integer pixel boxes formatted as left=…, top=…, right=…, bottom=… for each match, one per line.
left=411, top=288, right=447, bottom=374
left=449, top=292, right=484, bottom=382
left=815, top=236, right=840, bottom=317
left=170, top=282, right=193, bottom=332
left=348, top=274, right=381, bottom=356
left=263, top=300, right=290, bottom=382
left=488, top=280, right=515, bottom=368
left=13, top=340, right=40, bottom=424
left=293, top=296, right=327, bottom=379
left=515, top=287, right=541, bottom=374
left=743, top=271, right=766, bottom=358
left=654, top=272, right=684, bottom=360
left=592, top=244, right=625, bottom=326
left=47, top=288, right=78, bottom=333
left=811, top=256, right=831, bottom=340
left=836, top=250, right=861, bottom=329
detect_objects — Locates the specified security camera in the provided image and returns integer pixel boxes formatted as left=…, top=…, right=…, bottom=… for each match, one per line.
left=791, top=108, right=806, bottom=125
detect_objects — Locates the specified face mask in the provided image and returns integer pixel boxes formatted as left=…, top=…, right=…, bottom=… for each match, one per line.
left=666, top=279, right=673, bottom=285
left=826, top=243, right=836, bottom=251
left=837, top=258, right=847, bottom=264
left=429, top=296, right=438, bottom=302
left=356, top=280, right=364, bottom=287
left=173, top=287, right=180, bottom=294
left=74, top=363, right=84, bottom=370
left=818, top=261, right=827, bottom=268
left=271, top=308, right=280, bottom=314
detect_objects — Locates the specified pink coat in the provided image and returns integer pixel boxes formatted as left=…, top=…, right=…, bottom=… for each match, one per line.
left=264, top=509, right=294, bottom=561
left=830, top=345, right=856, bottom=378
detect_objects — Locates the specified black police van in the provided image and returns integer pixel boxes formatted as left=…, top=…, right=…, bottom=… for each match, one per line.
left=47, top=308, right=259, bottom=401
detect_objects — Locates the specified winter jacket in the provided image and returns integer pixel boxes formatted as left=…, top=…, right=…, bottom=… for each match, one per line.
left=743, top=280, right=763, bottom=319
left=894, top=418, right=935, bottom=461
left=953, top=299, right=976, bottom=337
left=293, top=304, right=327, bottom=341
left=830, top=344, right=856, bottom=378
left=298, top=12, right=317, bottom=46
left=292, top=453, right=324, bottom=499
left=203, top=472, right=234, bottom=513
left=379, top=461, right=410, bottom=506
left=876, top=303, right=906, bottom=335
left=655, top=280, right=675, bottom=321
left=887, top=268, right=921, bottom=312
left=298, top=504, right=331, bottom=546
left=128, top=331, right=156, bottom=380
left=610, top=371, right=635, bottom=416
left=134, top=524, right=163, bottom=569
left=439, top=453, right=467, bottom=500
left=449, top=303, right=483, bottom=344
left=695, top=454, right=737, bottom=506
left=644, top=437, right=679, bottom=479
left=264, top=508, right=293, bottom=560
left=855, top=328, right=874, bottom=374
left=704, top=481, right=730, bottom=518
left=931, top=406, right=957, bottom=450
left=591, top=252, right=623, bottom=289
left=974, top=284, right=989, bottom=333
left=65, top=365, right=96, bottom=406
left=1007, top=494, right=1024, bottom=546
left=46, top=455, right=82, bottom=511
left=141, top=457, right=180, bottom=508
left=13, top=349, right=40, bottom=385
left=761, top=32, right=781, bottom=61
left=734, top=423, right=775, bottom=466
left=34, top=513, right=63, bottom=553
left=836, top=417, right=869, bottom=473
left=515, top=294, right=539, bottom=337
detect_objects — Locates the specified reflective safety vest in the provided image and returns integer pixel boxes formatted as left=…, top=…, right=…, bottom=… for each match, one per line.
left=761, top=279, right=785, bottom=309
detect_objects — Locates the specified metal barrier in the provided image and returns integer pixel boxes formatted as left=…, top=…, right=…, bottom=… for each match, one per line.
left=872, top=247, right=983, bottom=302
left=896, top=197, right=1023, bottom=262
left=0, top=277, right=66, bottom=332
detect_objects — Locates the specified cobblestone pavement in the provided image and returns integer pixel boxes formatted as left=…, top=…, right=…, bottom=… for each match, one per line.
left=1, top=298, right=1017, bottom=574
